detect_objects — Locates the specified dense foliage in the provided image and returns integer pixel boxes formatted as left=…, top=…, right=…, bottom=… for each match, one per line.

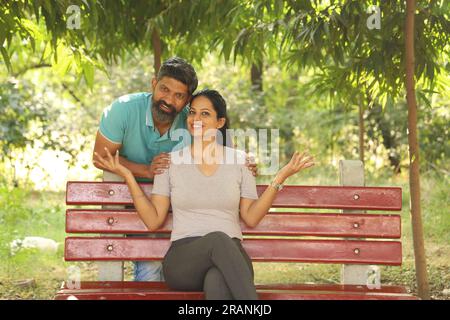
left=0, top=0, right=449, bottom=187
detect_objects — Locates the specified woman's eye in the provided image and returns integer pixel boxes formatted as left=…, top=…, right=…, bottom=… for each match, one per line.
left=201, top=112, right=210, bottom=117
left=188, top=110, right=195, bottom=115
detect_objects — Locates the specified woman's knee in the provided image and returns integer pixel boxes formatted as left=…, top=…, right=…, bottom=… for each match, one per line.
left=204, top=267, right=224, bottom=286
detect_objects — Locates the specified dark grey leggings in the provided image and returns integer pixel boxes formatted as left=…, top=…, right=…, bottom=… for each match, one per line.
left=162, top=231, right=258, bottom=300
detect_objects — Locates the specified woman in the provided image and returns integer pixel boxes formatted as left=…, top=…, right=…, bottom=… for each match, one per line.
left=94, top=89, right=314, bottom=299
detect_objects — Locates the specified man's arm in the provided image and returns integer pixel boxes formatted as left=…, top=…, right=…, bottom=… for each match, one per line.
left=93, top=131, right=152, bottom=179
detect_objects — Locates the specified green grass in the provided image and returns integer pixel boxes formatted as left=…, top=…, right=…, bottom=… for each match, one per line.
left=0, top=171, right=448, bottom=299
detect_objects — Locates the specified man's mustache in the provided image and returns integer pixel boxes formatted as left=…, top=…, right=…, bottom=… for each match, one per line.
left=155, top=100, right=176, bottom=114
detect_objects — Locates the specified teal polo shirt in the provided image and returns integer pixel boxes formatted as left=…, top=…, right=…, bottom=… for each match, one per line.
left=99, top=92, right=190, bottom=181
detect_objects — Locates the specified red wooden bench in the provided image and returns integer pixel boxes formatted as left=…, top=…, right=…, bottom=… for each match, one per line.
left=55, top=178, right=418, bottom=300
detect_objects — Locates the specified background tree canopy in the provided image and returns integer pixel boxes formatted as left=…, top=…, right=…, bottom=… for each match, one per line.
left=1, top=0, right=448, bottom=184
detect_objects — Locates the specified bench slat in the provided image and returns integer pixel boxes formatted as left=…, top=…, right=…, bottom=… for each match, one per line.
left=55, top=291, right=417, bottom=300
left=56, top=282, right=416, bottom=300
left=66, top=210, right=401, bottom=239
left=66, top=182, right=402, bottom=211
left=65, top=237, right=402, bottom=265
left=55, top=283, right=417, bottom=300
left=59, top=281, right=409, bottom=294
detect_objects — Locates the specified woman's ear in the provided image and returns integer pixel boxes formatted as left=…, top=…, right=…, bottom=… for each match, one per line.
left=217, top=117, right=226, bottom=129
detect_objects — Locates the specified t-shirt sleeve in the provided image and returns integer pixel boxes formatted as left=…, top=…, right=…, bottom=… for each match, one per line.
left=99, top=99, right=128, bottom=144
left=240, top=165, right=258, bottom=200
left=151, top=168, right=171, bottom=197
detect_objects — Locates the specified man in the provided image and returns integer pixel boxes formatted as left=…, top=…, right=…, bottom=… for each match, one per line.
left=93, top=57, right=256, bottom=281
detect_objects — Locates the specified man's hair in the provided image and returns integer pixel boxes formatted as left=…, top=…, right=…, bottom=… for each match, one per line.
left=157, top=57, right=198, bottom=95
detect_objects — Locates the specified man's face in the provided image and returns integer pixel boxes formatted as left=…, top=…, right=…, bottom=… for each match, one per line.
left=151, top=76, right=190, bottom=124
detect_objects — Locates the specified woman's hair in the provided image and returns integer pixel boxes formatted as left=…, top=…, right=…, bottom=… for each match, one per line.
left=190, top=89, right=230, bottom=147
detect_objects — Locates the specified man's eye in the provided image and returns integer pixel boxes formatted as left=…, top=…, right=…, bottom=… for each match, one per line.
left=176, top=93, right=185, bottom=100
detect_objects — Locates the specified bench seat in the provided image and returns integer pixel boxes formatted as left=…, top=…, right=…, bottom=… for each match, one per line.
left=56, top=281, right=417, bottom=300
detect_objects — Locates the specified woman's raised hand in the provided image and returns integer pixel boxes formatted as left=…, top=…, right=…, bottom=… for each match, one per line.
left=276, top=151, right=315, bottom=182
left=93, top=147, right=132, bottom=178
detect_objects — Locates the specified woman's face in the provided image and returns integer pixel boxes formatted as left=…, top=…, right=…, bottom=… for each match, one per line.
left=187, top=95, right=225, bottom=140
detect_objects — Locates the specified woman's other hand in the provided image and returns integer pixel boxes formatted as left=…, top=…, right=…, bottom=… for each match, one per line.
left=276, top=151, right=315, bottom=182
left=93, top=147, right=132, bottom=178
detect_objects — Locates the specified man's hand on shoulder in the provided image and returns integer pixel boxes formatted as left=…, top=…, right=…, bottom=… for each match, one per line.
left=245, top=154, right=258, bottom=177
left=148, top=153, right=171, bottom=179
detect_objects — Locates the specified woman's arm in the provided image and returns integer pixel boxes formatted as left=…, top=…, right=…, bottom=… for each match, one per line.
left=240, top=151, right=315, bottom=228
left=94, top=148, right=170, bottom=231
left=123, top=172, right=170, bottom=231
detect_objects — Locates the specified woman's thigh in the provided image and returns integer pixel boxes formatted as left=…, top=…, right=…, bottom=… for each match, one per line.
left=163, top=236, right=216, bottom=290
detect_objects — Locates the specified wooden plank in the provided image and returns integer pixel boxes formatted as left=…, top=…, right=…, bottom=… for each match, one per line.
left=66, top=210, right=401, bottom=239
left=66, top=182, right=402, bottom=211
left=58, top=281, right=409, bottom=294
left=65, top=237, right=402, bottom=265
left=55, top=290, right=417, bottom=300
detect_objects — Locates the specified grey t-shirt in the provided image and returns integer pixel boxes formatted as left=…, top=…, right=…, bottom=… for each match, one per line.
left=151, top=146, right=258, bottom=241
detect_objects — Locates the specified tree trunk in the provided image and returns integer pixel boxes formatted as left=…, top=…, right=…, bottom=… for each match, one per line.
left=251, top=62, right=263, bottom=92
left=358, top=96, right=365, bottom=164
left=405, top=0, right=430, bottom=300
left=152, top=28, right=162, bottom=76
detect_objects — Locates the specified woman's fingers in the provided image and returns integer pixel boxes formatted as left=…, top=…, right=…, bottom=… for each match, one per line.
left=291, top=151, right=305, bottom=167
left=301, top=156, right=315, bottom=169
left=93, top=152, right=111, bottom=170
left=93, top=148, right=118, bottom=170
left=303, top=161, right=315, bottom=169
left=115, top=149, right=120, bottom=165
left=290, top=151, right=300, bottom=165
left=289, top=151, right=315, bottom=172
left=93, top=152, right=106, bottom=164
left=299, top=155, right=314, bottom=167
left=104, top=147, right=114, bottom=162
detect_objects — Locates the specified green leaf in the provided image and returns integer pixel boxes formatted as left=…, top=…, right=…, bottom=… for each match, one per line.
left=417, top=90, right=432, bottom=109
left=52, top=43, right=73, bottom=76
left=222, top=38, right=232, bottom=62
left=19, top=19, right=44, bottom=42
left=0, top=46, right=12, bottom=72
left=82, top=60, right=95, bottom=88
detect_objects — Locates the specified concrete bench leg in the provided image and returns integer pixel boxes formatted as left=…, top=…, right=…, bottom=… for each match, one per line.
left=339, top=160, right=380, bottom=288
left=99, top=171, right=125, bottom=281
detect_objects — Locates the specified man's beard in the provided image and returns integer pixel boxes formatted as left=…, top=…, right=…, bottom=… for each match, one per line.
left=152, top=99, right=178, bottom=124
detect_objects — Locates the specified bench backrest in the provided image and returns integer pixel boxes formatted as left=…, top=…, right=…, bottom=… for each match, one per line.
left=64, top=182, right=403, bottom=265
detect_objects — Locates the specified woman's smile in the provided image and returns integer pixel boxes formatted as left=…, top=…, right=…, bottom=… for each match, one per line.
left=191, top=121, right=204, bottom=130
